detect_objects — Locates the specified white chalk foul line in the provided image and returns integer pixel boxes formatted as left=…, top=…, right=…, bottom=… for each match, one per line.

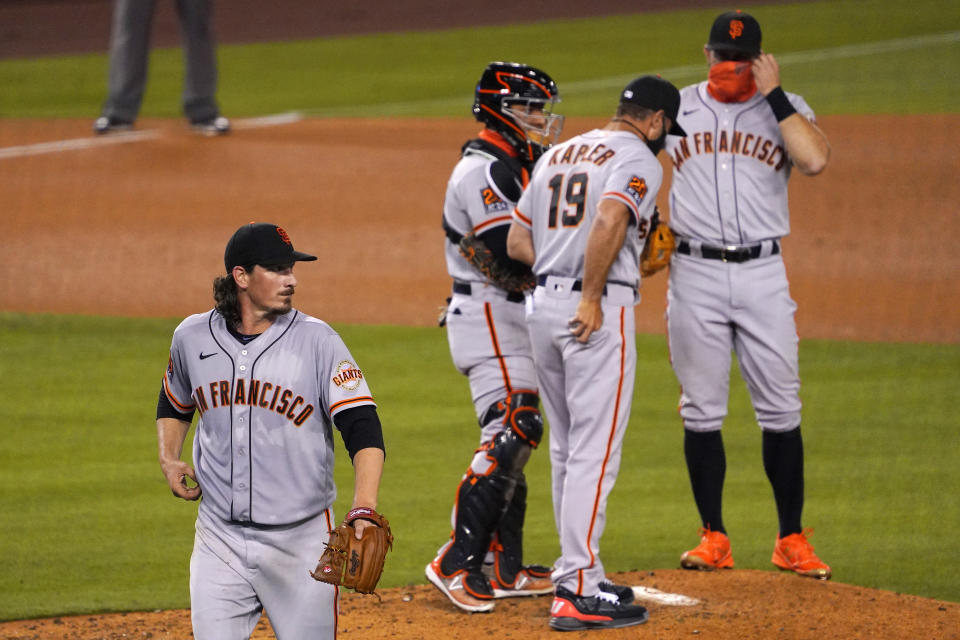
left=230, top=111, right=304, bottom=130
left=303, top=30, right=960, bottom=117
left=0, top=129, right=160, bottom=160
left=631, top=586, right=700, bottom=606
left=1, top=31, right=954, bottom=158
left=0, top=111, right=303, bottom=161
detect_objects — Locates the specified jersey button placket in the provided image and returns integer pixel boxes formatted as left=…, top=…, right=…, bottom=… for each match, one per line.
left=233, top=355, right=251, bottom=521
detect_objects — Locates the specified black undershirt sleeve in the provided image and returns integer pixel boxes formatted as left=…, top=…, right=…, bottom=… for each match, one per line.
left=156, top=384, right=195, bottom=422
left=489, top=159, right=523, bottom=202
left=477, top=225, right=531, bottom=273
left=334, top=405, right=386, bottom=461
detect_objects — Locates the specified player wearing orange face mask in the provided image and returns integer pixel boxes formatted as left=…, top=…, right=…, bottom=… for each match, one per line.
left=664, top=9, right=833, bottom=580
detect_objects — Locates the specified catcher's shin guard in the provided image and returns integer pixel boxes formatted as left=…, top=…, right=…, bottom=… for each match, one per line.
left=490, top=474, right=535, bottom=586
left=440, top=391, right=543, bottom=579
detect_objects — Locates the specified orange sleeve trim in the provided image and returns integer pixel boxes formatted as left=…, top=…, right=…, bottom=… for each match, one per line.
left=602, top=192, right=641, bottom=225
left=584, top=307, right=627, bottom=569
left=512, top=207, right=532, bottom=227
left=162, top=375, right=195, bottom=412
left=330, top=396, right=376, bottom=413
left=474, top=215, right=513, bottom=234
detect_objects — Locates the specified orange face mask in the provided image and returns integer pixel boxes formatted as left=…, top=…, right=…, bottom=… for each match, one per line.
left=707, top=60, right=757, bottom=103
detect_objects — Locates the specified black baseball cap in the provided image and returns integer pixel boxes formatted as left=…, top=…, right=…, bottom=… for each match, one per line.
left=619, top=75, right=687, bottom=136
left=707, top=10, right=762, bottom=56
left=224, top=222, right=317, bottom=272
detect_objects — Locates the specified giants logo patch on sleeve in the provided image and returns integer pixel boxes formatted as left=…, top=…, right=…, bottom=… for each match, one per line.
left=332, top=360, right=364, bottom=390
left=625, top=176, right=648, bottom=207
left=480, top=186, right=509, bottom=214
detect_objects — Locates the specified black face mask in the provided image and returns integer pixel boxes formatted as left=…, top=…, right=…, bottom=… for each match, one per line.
left=646, top=130, right=667, bottom=155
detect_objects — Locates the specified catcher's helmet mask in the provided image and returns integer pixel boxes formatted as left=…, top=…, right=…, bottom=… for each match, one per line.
left=474, top=62, right=564, bottom=163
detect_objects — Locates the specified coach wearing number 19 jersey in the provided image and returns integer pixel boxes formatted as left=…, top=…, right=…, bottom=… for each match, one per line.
left=508, top=75, right=686, bottom=632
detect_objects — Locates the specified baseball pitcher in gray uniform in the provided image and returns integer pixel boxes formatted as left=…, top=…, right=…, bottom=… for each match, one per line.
left=508, top=75, right=686, bottom=631
left=156, top=223, right=386, bottom=639
left=426, top=62, right=563, bottom=613
left=665, top=10, right=832, bottom=579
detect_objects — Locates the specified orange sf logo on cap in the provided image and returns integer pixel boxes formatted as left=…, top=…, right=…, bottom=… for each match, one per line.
left=276, top=227, right=292, bottom=245
left=729, top=19, right=744, bottom=39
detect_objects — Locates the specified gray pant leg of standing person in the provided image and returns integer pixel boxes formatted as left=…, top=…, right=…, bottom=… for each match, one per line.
left=175, top=0, right=219, bottom=122
left=101, top=0, right=156, bottom=122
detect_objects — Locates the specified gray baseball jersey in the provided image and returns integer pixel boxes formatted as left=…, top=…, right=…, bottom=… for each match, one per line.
left=665, top=81, right=814, bottom=433
left=443, top=146, right=519, bottom=287
left=667, top=82, right=814, bottom=244
left=513, top=128, right=661, bottom=595
left=515, top=129, right=661, bottom=288
left=442, top=142, right=538, bottom=432
left=162, top=308, right=375, bottom=524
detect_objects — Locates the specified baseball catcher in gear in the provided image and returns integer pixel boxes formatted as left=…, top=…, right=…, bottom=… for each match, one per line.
left=640, top=207, right=676, bottom=277
left=430, top=61, right=561, bottom=613
left=432, top=391, right=546, bottom=595
left=311, top=507, right=393, bottom=594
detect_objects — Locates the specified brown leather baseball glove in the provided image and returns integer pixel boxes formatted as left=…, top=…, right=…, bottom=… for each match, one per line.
left=640, top=209, right=676, bottom=277
left=310, top=507, right=393, bottom=594
left=459, top=231, right=536, bottom=293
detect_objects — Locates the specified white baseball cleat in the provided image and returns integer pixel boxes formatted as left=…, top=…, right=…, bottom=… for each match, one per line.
left=190, top=116, right=231, bottom=136
left=425, top=558, right=495, bottom=613
left=490, top=566, right=554, bottom=598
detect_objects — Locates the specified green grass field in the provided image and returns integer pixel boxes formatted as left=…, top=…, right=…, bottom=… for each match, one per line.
left=0, top=0, right=957, bottom=118
left=1, top=315, right=958, bottom=621
left=1, top=0, right=959, bottom=623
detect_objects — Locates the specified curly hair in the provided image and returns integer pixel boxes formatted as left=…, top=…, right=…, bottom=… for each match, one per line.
left=213, top=270, right=246, bottom=328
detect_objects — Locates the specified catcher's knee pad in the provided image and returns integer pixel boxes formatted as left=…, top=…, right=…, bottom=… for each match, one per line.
left=472, top=390, right=543, bottom=476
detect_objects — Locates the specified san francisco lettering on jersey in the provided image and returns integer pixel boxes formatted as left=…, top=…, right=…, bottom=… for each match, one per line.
left=193, top=378, right=315, bottom=426
left=670, top=129, right=786, bottom=172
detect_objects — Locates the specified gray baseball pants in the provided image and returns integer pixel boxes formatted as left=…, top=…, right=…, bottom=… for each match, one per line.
left=100, top=0, right=220, bottom=122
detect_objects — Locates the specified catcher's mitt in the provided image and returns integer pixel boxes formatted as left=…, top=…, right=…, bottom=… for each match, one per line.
left=640, top=209, right=676, bottom=277
left=458, top=231, right=535, bottom=294
left=310, top=507, right=393, bottom=594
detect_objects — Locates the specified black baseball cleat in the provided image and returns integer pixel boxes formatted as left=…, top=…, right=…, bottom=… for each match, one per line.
left=93, top=116, right=133, bottom=135
left=599, top=580, right=635, bottom=605
left=549, top=586, right=648, bottom=631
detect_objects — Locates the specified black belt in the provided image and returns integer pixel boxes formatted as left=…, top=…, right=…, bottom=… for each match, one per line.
left=676, top=239, right=779, bottom=263
left=536, top=275, right=608, bottom=294
left=453, top=281, right=524, bottom=303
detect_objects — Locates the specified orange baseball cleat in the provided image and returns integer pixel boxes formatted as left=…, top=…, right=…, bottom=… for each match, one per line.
left=680, top=527, right=735, bottom=570
left=772, top=529, right=832, bottom=580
